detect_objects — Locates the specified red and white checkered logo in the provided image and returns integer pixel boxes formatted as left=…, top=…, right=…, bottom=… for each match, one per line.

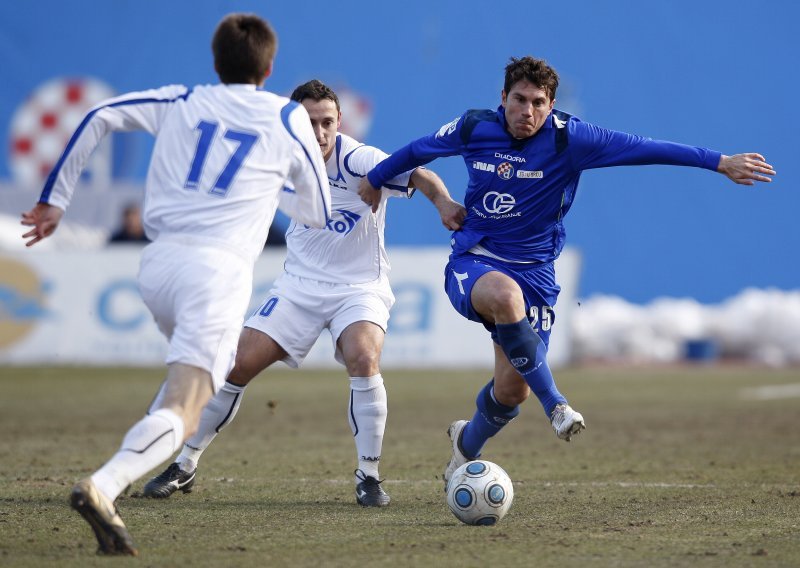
left=8, top=77, right=115, bottom=187
left=496, top=162, right=514, bottom=180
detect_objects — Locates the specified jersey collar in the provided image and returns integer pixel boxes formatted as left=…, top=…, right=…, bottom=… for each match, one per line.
left=224, top=83, right=259, bottom=91
left=496, top=104, right=554, bottom=147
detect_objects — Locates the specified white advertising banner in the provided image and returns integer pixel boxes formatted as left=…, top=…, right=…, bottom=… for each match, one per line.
left=0, top=247, right=580, bottom=369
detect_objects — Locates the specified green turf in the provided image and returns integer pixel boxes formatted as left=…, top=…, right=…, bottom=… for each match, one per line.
left=1, top=365, right=798, bottom=567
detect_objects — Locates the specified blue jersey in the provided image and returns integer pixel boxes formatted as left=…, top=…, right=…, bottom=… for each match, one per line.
left=368, top=106, right=722, bottom=263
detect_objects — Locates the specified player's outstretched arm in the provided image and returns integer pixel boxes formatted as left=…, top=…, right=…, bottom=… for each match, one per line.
left=21, top=203, right=64, bottom=247
left=717, top=153, right=775, bottom=185
left=359, top=134, right=450, bottom=213
left=409, top=168, right=466, bottom=231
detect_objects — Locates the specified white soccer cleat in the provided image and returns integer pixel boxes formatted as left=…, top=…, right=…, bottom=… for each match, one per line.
left=550, top=403, right=586, bottom=442
left=70, top=478, right=138, bottom=556
left=443, top=420, right=471, bottom=492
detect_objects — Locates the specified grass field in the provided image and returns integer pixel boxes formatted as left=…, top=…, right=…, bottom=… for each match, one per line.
left=1, top=365, right=798, bottom=567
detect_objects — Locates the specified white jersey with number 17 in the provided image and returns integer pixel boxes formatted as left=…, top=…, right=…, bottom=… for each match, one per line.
left=38, top=83, right=330, bottom=262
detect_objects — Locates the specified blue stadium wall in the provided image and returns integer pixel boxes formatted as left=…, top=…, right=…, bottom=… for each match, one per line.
left=1, top=0, right=797, bottom=303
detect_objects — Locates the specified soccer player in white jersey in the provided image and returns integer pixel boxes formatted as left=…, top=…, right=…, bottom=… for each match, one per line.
left=20, top=15, right=331, bottom=556
left=143, top=79, right=466, bottom=507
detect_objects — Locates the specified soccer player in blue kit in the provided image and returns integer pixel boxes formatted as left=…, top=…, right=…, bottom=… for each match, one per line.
left=358, top=56, right=775, bottom=490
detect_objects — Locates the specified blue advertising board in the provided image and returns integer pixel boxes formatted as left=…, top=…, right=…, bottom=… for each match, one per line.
left=1, top=0, right=797, bottom=302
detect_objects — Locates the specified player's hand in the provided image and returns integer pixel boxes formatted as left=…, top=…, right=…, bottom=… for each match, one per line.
left=357, top=177, right=381, bottom=213
left=436, top=198, right=466, bottom=231
left=21, top=203, right=64, bottom=247
left=717, top=153, right=775, bottom=185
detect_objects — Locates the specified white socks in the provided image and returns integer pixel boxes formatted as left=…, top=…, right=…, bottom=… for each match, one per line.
left=348, top=374, right=387, bottom=480
left=176, top=381, right=246, bottom=472
left=91, top=408, right=184, bottom=502
left=91, top=374, right=386, bottom=498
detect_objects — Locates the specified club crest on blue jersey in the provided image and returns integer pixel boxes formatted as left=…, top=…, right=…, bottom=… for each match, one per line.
left=496, top=162, right=514, bottom=180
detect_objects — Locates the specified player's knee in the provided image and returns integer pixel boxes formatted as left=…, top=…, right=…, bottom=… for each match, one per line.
left=484, top=287, right=526, bottom=322
left=345, top=351, right=381, bottom=377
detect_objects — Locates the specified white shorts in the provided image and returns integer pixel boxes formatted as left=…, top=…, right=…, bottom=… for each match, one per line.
left=138, top=240, right=252, bottom=390
left=244, top=272, right=394, bottom=368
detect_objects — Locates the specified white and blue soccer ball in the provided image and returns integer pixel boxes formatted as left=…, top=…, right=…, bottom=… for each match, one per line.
left=446, top=460, right=514, bottom=526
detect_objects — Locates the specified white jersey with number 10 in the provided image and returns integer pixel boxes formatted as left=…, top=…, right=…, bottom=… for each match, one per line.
left=284, top=133, right=414, bottom=284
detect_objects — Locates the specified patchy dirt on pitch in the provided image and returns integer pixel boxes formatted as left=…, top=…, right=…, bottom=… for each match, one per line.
left=1, top=365, right=798, bottom=567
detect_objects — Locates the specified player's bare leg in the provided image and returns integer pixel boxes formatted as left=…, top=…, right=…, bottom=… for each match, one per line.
left=157, top=363, right=215, bottom=438
left=144, top=329, right=285, bottom=498
left=73, top=363, right=211, bottom=553
left=340, top=321, right=390, bottom=507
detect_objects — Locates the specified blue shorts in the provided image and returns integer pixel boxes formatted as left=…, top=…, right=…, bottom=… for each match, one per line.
left=443, top=253, right=561, bottom=347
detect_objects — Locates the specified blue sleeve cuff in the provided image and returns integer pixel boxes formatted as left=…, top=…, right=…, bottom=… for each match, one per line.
left=702, top=150, right=723, bottom=171
left=367, top=168, right=384, bottom=189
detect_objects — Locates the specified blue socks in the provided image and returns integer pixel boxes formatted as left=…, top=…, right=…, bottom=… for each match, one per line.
left=459, top=319, right=567, bottom=459
left=460, top=380, right=520, bottom=459
left=495, top=318, right=566, bottom=416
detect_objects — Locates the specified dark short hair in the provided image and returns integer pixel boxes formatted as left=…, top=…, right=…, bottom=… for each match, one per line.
left=290, top=79, right=340, bottom=112
left=212, top=13, right=277, bottom=85
left=504, top=56, right=559, bottom=100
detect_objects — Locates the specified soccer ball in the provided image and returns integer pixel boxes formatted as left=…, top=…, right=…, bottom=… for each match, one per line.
left=446, top=460, right=514, bottom=526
